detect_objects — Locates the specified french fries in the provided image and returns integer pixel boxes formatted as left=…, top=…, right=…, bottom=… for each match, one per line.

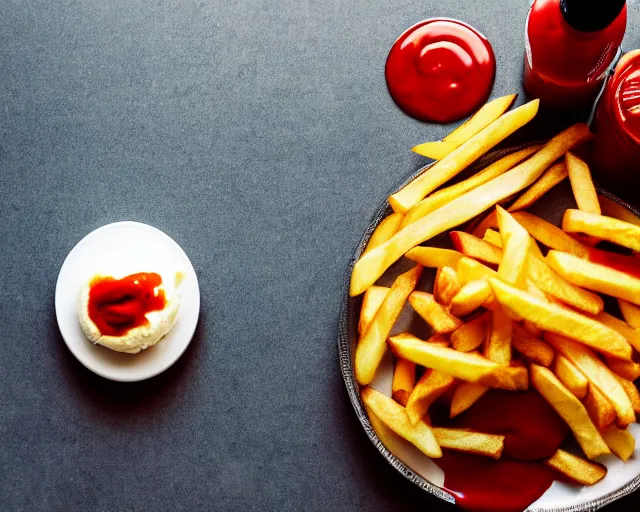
left=618, top=299, right=640, bottom=328
left=547, top=250, right=640, bottom=306
left=390, top=100, right=540, bottom=213
left=496, top=206, right=530, bottom=287
left=402, top=147, right=539, bottom=228
left=361, top=387, right=442, bottom=458
left=489, top=278, right=632, bottom=360
left=543, top=333, right=635, bottom=427
left=530, top=365, right=610, bottom=460
left=432, top=427, right=505, bottom=459
left=600, top=194, right=640, bottom=227
left=602, top=425, right=636, bottom=462
left=483, top=229, right=502, bottom=247
left=616, top=375, right=640, bottom=414
left=583, top=386, right=617, bottom=430
left=358, top=286, right=389, bottom=335
left=404, top=247, right=463, bottom=269
left=350, top=124, right=592, bottom=296
left=392, top=359, right=416, bottom=407
left=563, top=209, right=640, bottom=252
left=553, top=355, right=588, bottom=399
left=450, top=382, right=489, bottom=418
left=450, top=231, right=502, bottom=265
left=565, top=153, right=601, bottom=215
left=451, top=312, right=490, bottom=352
left=355, top=265, right=422, bottom=385
left=363, top=213, right=404, bottom=255
left=607, top=358, right=640, bottom=382
left=434, top=266, right=461, bottom=306
left=457, top=257, right=498, bottom=285
left=409, top=292, right=463, bottom=334
left=388, top=334, right=527, bottom=390
left=450, top=280, right=493, bottom=317
left=545, top=449, right=607, bottom=485
left=511, top=324, right=555, bottom=366
left=508, top=161, right=568, bottom=212
left=405, top=370, right=456, bottom=425
left=484, top=310, right=512, bottom=364
left=412, top=95, right=519, bottom=160
left=594, top=311, right=640, bottom=352
left=513, top=212, right=589, bottom=258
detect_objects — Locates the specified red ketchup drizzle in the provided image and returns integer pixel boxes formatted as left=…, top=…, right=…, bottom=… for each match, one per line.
left=88, top=272, right=167, bottom=337
left=587, top=247, right=640, bottom=279
left=434, top=390, right=569, bottom=512
left=385, top=19, right=496, bottom=123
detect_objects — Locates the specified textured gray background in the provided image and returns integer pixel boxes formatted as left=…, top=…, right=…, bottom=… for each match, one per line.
left=1, top=0, right=640, bottom=511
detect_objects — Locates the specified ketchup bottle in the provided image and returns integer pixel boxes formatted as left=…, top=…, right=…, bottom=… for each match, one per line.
left=524, top=0, right=626, bottom=110
left=591, top=50, right=640, bottom=191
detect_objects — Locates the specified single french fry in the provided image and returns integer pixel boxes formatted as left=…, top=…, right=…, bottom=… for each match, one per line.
left=484, top=310, right=512, bottom=364
left=618, top=299, right=640, bottom=328
left=432, top=427, right=505, bottom=459
left=554, top=355, right=588, bottom=399
left=471, top=210, right=499, bottom=238
left=405, top=370, right=456, bottom=425
left=523, top=281, right=545, bottom=337
left=434, top=266, right=461, bottom=306
left=363, top=213, right=404, bottom=255
left=565, top=153, right=601, bottom=215
left=513, top=212, right=590, bottom=258
left=607, top=358, right=640, bottom=382
left=584, top=386, right=617, bottom=429
left=508, top=161, right=568, bottom=212
left=451, top=312, right=490, bottom=352
left=616, top=375, right=640, bottom=414
left=391, top=100, right=540, bottom=213
left=512, top=324, right=555, bottom=366
left=545, top=449, right=607, bottom=485
left=361, top=387, right=442, bottom=458
left=602, top=425, right=636, bottom=462
left=544, top=333, right=635, bottom=427
left=450, top=382, right=489, bottom=418
left=358, top=286, right=390, bottom=335
left=409, top=291, right=463, bottom=334
left=412, top=95, right=519, bottom=159
left=530, top=365, right=610, bottom=460
left=496, top=206, right=529, bottom=287
left=404, top=247, right=463, bottom=269
left=355, top=265, right=422, bottom=385
left=450, top=231, right=502, bottom=265
left=483, top=228, right=502, bottom=247
left=564, top=209, right=640, bottom=252
left=364, top=403, right=396, bottom=448
left=350, top=124, right=592, bottom=296
left=594, top=311, right=640, bottom=352
left=599, top=194, right=640, bottom=227
left=526, top=252, right=604, bottom=315
left=402, top=146, right=539, bottom=228
left=388, top=333, right=527, bottom=390
left=547, top=250, right=640, bottom=306
left=489, top=278, right=632, bottom=360
left=392, top=359, right=416, bottom=407
left=450, top=280, right=493, bottom=317
left=457, top=257, right=498, bottom=285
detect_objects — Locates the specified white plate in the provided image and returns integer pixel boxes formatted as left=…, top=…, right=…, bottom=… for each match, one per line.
left=55, top=221, right=200, bottom=382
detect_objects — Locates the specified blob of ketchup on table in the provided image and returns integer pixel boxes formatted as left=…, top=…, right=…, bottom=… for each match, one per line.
left=433, top=390, right=570, bottom=512
left=385, top=19, right=496, bottom=123
left=523, top=0, right=626, bottom=110
left=88, top=272, right=167, bottom=337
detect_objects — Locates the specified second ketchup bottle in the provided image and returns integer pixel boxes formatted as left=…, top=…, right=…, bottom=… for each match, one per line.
left=524, top=0, right=627, bottom=110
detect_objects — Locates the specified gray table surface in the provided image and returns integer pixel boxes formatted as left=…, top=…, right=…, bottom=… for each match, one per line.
left=2, top=0, right=640, bottom=511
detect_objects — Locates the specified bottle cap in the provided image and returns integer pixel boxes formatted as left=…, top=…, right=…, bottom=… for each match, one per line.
left=561, top=0, right=625, bottom=32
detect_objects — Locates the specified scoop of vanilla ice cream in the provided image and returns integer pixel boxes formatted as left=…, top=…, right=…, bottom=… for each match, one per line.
left=77, top=270, right=183, bottom=354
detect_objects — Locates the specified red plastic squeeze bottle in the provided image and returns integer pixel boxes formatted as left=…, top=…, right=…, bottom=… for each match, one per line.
left=524, top=0, right=626, bottom=110
left=591, top=50, right=640, bottom=190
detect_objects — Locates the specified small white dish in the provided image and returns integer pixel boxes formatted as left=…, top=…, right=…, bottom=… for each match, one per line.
left=55, top=221, right=200, bottom=382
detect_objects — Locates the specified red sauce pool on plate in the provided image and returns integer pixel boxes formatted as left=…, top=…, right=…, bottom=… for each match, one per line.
left=385, top=19, right=496, bottom=122
left=88, top=272, right=167, bottom=337
left=587, top=247, right=640, bottom=279
left=433, top=390, right=569, bottom=512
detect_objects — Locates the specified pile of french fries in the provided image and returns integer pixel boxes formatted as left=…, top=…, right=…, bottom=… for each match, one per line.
left=353, top=94, right=640, bottom=487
